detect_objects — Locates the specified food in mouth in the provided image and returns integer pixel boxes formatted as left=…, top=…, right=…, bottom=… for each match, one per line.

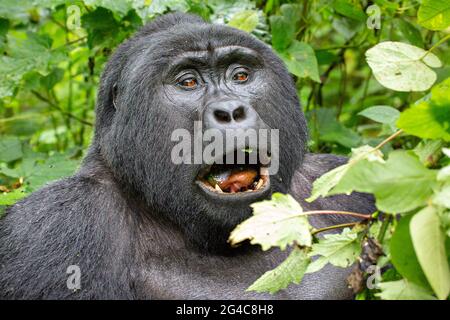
left=196, top=151, right=269, bottom=194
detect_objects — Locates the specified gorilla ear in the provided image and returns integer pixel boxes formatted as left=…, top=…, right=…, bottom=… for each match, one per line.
left=112, top=82, right=118, bottom=111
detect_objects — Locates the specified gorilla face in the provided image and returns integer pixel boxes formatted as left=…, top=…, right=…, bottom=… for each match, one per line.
left=97, top=15, right=308, bottom=253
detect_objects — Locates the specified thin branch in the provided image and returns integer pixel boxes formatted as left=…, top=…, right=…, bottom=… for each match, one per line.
left=373, top=129, right=403, bottom=151
left=312, top=222, right=359, bottom=235
left=31, top=90, right=93, bottom=126
left=299, top=210, right=373, bottom=220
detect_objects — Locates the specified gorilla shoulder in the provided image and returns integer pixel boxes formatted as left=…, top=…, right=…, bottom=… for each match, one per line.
left=0, top=164, right=138, bottom=299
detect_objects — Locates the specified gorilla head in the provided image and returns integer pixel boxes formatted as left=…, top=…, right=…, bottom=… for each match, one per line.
left=93, top=13, right=307, bottom=253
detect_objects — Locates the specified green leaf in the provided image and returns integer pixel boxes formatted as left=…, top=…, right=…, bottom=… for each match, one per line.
left=413, top=140, right=444, bottom=167
left=307, top=108, right=361, bottom=148
left=0, top=32, right=65, bottom=98
left=269, top=4, right=301, bottom=51
left=25, top=154, right=79, bottom=191
left=0, top=188, right=27, bottom=206
left=418, top=0, right=450, bottom=31
left=390, top=214, right=430, bottom=289
left=358, top=105, right=400, bottom=125
left=269, top=15, right=294, bottom=51
left=366, top=41, right=442, bottom=92
left=247, top=247, right=310, bottom=294
left=227, top=10, right=259, bottom=33
left=82, top=7, right=121, bottom=48
left=228, top=193, right=312, bottom=250
left=278, top=41, right=321, bottom=82
left=332, top=151, right=437, bottom=213
left=306, top=228, right=360, bottom=273
left=397, top=78, right=450, bottom=141
left=0, top=136, right=22, bottom=163
left=377, top=280, right=436, bottom=300
left=410, top=206, right=450, bottom=300
left=307, top=145, right=383, bottom=202
left=333, top=0, right=366, bottom=22
left=83, top=0, right=134, bottom=17
left=395, top=18, right=424, bottom=47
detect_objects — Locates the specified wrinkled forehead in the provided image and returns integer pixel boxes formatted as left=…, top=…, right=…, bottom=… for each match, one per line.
left=128, top=23, right=273, bottom=76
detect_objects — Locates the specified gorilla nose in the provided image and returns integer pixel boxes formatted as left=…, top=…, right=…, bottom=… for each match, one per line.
left=203, top=100, right=258, bottom=130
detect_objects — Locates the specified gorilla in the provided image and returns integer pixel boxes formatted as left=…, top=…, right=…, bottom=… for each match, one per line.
left=0, top=13, right=374, bottom=299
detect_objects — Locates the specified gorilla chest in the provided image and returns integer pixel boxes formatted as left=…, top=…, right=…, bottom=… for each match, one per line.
left=136, top=249, right=343, bottom=299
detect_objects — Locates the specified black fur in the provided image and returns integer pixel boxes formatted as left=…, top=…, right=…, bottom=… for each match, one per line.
left=0, top=13, right=375, bottom=299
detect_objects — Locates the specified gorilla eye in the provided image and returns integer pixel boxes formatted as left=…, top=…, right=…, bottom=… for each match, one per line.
left=178, top=77, right=198, bottom=89
left=232, top=70, right=249, bottom=83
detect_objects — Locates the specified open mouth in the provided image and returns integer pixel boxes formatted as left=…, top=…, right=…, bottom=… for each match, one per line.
left=195, top=149, right=270, bottom=195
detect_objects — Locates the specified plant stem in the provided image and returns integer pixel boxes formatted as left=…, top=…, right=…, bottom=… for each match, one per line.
left=312, top=222, right=358, bottom=235
left=420, top=34, right=450, bottom=60
left=32, top=91, right=93, bottom=126
left=373, top=129, right=403, bottom=152
left=299, top=210, right=372, bottom=219
left=377, top=214, right=392, bottom=243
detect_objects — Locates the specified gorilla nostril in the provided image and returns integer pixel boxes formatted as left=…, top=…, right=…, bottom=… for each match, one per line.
left=214, top=109, right=231, bottom=123
left=232, top=106, right=246, bottom=122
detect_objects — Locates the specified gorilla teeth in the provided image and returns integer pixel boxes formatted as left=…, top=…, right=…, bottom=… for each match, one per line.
left=215, top=184, right=224, bottom=193
left=255, top=178, right=264, bottom=190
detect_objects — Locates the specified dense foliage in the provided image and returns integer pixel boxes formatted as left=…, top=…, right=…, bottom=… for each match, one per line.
left=0, top=0, right=449, bottom=300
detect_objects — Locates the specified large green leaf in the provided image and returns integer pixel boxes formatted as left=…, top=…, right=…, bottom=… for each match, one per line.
left=410, top=206, right=450, bottom=300
left=418, top=0, right=450, bottom=31
left=307, top=145, right=383, bottom=202
left=390, top=214, right=430, bottom=289
left=332, top=151, right=437, bottom=213
left=366, top=41, right=442, bottom=92
left=229, top=193, right=312, bottom=250
left=397, top=78, right=450, bottom=141
left=247, top=247, right=310, bottom=294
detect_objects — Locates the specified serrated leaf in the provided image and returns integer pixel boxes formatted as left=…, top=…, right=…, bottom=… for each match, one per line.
left=366, top=41, right=442, bottom=92
left=227, top=10, right=259, bottom=33
left=397, top=78, right=450, bottom=141
left=376, top=280, right=436, bottom=300
left=229, top=193, right=312, bottom=250
left=332, top=151, right=437, bottom=213
left=410, top=206, right=450, bottom=300
left=247, top=247, right=310, bottom=294
left=306, top=228, right=360, bottom=273
left=418, top=0, right=450, bottom=31
left=307, top=145, right=383, bottom=202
